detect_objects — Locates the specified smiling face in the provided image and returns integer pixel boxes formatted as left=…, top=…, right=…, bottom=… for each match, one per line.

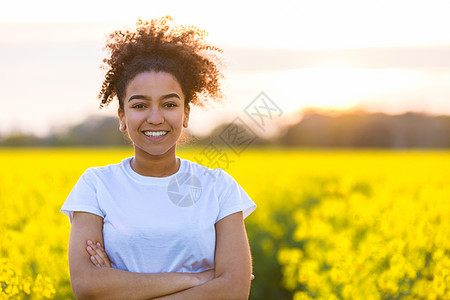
left=118, top=71, right=190, bottom=158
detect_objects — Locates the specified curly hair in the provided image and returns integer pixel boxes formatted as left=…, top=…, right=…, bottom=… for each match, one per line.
left=98, top=16, right=224, bottom=110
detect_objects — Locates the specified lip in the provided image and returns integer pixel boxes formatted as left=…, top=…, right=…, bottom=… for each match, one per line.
left=142, top=130, right=169, bottom=142
left=142, top=130, right=170, bottom=132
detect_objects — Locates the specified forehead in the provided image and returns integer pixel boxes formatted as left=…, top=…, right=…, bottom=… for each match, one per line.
left=125, top=71, right=184, bottom=98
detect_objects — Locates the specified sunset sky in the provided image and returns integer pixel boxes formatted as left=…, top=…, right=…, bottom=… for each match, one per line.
left=1, top=0, right=450, bottom=137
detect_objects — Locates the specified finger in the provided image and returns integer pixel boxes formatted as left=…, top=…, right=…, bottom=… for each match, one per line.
left=88, top=242, right=106, bottom=266
left=86, top=240, right=111, bottom=268
left=86, top=246, right=100, bottom=266
left=90, top=241, right=111, bottom=268
left=90, top=255, right=101, bottom=267
left=90, top=243, right=108, bottom=267
left=86, top=245, right=96, bottom=256
left=87, top=246, right=105, bottom=267
left=86, top=246, right=101, bottom=267
left=93, top=242, right=111, bottom=267
left=86, top=240, right=104, bottom=267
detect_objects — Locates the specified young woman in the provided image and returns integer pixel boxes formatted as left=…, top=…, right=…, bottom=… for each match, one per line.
left=60, top=16, right=256, bottom=299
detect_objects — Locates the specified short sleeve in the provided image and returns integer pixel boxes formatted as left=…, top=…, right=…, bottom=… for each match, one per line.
left=215, top=169, right=256, bottom=223
left=60, top=168, right=105, bottom=224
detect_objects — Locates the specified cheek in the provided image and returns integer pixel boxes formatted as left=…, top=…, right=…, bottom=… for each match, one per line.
left=124, top=110, right=145, bottom=124
left=168, top=110, right=186, bottom=126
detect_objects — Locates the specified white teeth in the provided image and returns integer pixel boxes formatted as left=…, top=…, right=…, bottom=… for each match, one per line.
left=144, top=131, right=168, bottom=137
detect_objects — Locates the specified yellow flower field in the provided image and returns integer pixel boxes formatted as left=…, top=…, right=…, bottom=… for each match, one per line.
left=0, top=148, right=449, bottom=299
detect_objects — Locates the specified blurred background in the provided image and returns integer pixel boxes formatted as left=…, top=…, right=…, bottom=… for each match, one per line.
left=1, top=0, right=450, bottom=147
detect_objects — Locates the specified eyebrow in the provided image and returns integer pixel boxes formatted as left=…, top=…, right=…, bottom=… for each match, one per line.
left=128, top=93, right=181, bottom=102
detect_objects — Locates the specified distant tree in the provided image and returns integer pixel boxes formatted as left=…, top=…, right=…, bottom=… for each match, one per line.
left=1, top=111, right=449, bottom=148
left=53, top=116, right=129, bottom=146
left=1, top=133, right=41, bottom=147
left=279, top=111, right=450, bottom=148
left=195, top=122, right=271, bottom=148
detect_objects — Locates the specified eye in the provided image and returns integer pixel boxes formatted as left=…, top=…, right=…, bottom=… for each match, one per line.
left=164, top=102, right=177, bottom=108
left=132, top=104, right=145, bottom=109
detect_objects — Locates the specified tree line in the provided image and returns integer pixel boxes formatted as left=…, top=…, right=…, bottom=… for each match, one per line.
left=1, top=111, right=449, bottom=148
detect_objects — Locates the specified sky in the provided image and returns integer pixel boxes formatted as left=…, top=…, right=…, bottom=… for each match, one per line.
left=1, top=0, right=450, bottom=137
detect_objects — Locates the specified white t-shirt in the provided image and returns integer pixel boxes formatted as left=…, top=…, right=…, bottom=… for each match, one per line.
left=61, top=156, right=256, bottom=274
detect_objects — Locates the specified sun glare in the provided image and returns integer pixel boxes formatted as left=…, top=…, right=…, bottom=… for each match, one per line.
left=274, top=66, right=424, bottom=113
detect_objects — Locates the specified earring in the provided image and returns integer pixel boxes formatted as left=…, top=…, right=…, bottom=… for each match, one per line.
left=120, top=122, right=126, bottom=131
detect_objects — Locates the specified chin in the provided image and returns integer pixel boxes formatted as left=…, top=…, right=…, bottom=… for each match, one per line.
left=135, top=144, right=176, bottom=157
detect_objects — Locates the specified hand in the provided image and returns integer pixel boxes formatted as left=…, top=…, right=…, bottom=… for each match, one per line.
left=196, top=269, right=215, bottom=285
left=86, top=240, right=112, bottom=268
left=195, top=269, right=255, bottom=285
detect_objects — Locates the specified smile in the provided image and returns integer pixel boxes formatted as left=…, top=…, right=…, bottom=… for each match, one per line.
left=143, top=131, right=168, bottom=137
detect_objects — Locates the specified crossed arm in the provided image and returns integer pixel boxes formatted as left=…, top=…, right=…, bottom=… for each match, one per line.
left=68, top=211, right=253, bottom=299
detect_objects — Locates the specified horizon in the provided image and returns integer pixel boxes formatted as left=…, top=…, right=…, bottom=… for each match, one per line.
left=1, top=108, right=446, bottom=141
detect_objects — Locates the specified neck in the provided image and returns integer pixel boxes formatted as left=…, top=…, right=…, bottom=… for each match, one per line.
left=131, top=146, right=180, bottom=177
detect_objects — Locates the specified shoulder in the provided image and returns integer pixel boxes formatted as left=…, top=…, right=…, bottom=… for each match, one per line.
left=181, top=158, right=234, bottom=184
left=181, top=159, right=256, bottom=221
left=180, top=159, right=243, bottom=200
left=81, top=157, right=131, bottom=180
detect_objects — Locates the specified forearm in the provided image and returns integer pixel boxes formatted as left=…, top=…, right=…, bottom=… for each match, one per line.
left=73, top=266, right=200, bottom=300
left=151, top=276, right=250, bottom=300
left=152, top=213, right=253, bottom=300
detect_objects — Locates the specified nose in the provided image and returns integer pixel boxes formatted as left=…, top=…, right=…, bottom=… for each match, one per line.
left=146, top=105, right=164, bottom=125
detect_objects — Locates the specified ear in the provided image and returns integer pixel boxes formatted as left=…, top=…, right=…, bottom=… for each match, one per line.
left=118, top=108, right=127, bottom=132
left=183, top=104, right=190, bottom=128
